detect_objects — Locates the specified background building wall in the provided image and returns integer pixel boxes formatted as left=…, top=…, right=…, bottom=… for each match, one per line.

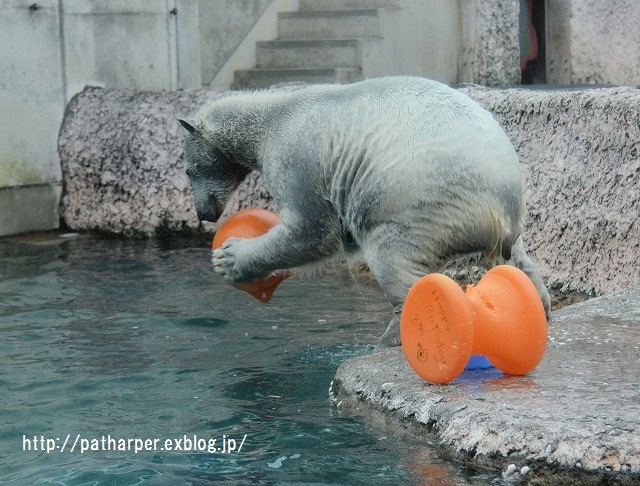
left=459, top=0, right=521, bottom=85
left=1, top=0, right=639, bottom=236
left=0, top=0, right=200, bottom=237
left=570, top=0, right=640, bottom=86
left=0, top=1, right=65, bottom=235
left=199, top=0, right=273, bottom=87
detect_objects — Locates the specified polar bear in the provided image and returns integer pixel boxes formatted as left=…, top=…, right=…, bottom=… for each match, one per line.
left=179, top=76, right=551, bottom=347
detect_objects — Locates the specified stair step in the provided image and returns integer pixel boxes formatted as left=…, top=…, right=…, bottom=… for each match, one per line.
left=233, top=68, right=362, bottom=90
left=278, top=9, right=381, bottom=40
left=299, top=0, right=399, bottom=10
left=256, top=39, right=361, bottom=69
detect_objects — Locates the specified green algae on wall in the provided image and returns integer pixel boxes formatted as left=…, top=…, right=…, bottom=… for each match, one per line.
left=0, top=156, right=50, bottom=187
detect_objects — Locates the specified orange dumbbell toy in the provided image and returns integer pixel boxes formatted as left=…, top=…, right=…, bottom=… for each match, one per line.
left=212, top=208, right=290, bottom=303
left=400, top=265, right=547, bottom=385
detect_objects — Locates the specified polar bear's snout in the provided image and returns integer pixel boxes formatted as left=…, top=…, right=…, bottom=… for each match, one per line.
left=193, top=193, right=222, bottom=223
left=195, top=204, right=222, bottom=224
left=189, top=180, right=225, bottom=223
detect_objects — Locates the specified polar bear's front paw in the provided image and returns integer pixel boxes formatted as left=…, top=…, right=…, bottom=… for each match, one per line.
left=212, top=238, right=247, bottom=284
left=212, top=237, right=259, bottom=284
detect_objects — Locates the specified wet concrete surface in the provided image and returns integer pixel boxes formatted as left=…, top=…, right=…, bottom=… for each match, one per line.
left=331, top=285, right=640, bottom=485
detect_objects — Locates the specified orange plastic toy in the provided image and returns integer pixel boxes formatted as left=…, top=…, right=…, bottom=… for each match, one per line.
left=212, top=208, right=289, bottom=303
left=400, top=265, right=547, bottom=385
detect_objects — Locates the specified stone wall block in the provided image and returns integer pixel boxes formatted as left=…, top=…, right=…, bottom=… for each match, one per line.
left=462, top=86, right=640, bottom=295
left=59, top=87, right=276, bottom=237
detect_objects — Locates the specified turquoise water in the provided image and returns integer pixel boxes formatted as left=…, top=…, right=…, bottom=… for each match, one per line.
left=1, top=234, right=500, bottom=485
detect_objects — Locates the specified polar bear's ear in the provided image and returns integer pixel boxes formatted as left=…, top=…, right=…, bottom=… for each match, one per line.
left=178, top=118, right=200, bottom=134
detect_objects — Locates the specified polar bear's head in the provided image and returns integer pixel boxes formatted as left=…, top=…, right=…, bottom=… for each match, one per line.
left=179, top=118, right=251, bottom=222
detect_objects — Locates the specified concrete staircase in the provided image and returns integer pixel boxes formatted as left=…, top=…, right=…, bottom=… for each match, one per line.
left=233, top=0, right=399, bottom=89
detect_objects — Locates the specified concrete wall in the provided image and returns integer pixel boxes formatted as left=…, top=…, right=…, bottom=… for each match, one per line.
left=460, top=85, right=640, bottom=296
left=203, top=0, right=299, bottom=89
left=3, top=0, right=640, bottom=237
left=544, top=0, right=640, bottom=86
left=363, top=0, right=520, bottom=86
left=459, top=0, right=521, bottom=85
left=356, top=0, right=461, bottom=85
left=0, top=1, right=65, bottom=235
left=207, top=0, right=640, bottom=88
left=0, top=0, right=201, bottom=237
left=62, top=0, right=201, bottom=98
left=199, top=0, right=273, bottom=87
left=570, top=0, right=640, bottom=86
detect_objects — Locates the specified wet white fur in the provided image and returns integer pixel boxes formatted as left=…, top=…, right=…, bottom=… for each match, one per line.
left=182, top=77, right=551, bottom=347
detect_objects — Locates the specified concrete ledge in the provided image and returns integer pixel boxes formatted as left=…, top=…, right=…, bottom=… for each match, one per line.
left=0, top=184, right=61, bottom=237
left=331, top=286, right=640, bottom=484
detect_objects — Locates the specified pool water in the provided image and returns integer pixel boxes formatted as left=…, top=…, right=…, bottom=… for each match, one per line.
left=1, top=234, right=503, bottom=485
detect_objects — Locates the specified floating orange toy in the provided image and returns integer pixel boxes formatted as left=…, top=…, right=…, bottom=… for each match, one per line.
left=400, top=265, right=547, bottom=385
left=212, top=208, right=290, bottom=303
